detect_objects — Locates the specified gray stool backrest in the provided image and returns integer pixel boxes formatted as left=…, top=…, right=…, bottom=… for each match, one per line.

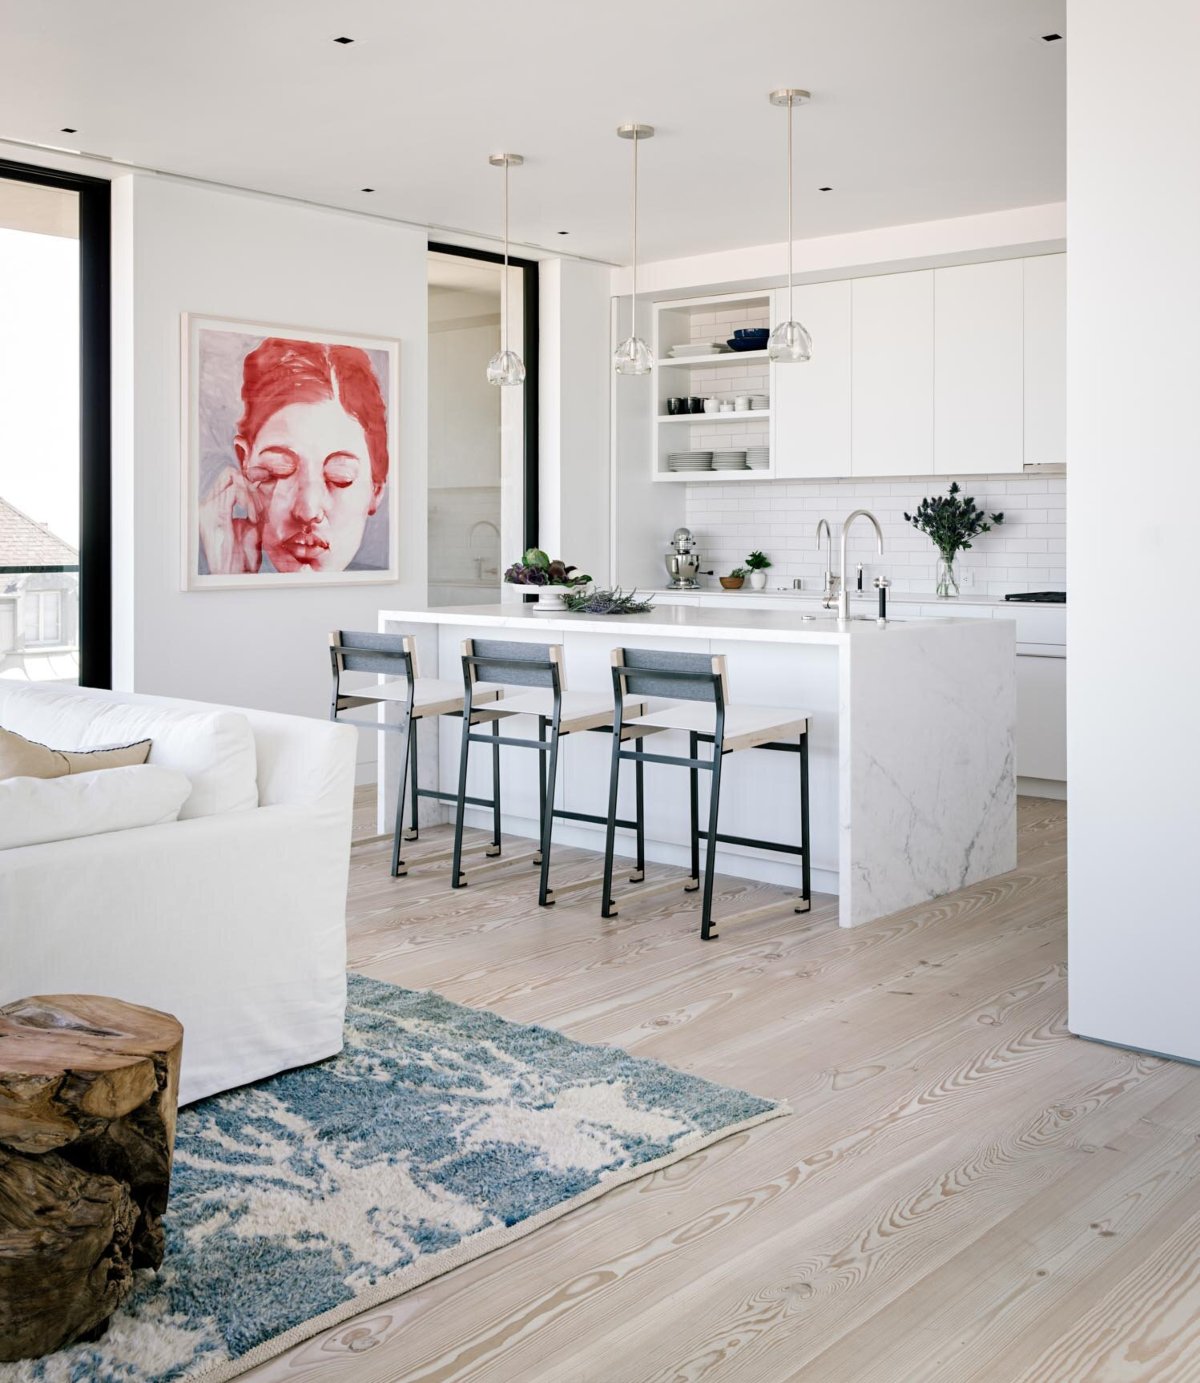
left=466, top=638, right=561, bottom=689
left=332, top=629, right=413, bottom=676
left=616, top=647, right=724, bottom=703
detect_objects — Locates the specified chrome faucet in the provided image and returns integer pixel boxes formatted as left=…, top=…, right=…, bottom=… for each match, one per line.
left=838, top=510, right=884, bottom=622
left=816, top=519, right=837, bottom=601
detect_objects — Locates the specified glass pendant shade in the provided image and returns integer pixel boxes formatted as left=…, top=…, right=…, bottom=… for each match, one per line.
left=488, top=152, right=525, bottom=388
left=767, top=319, right=812, bottom=364
left=486, top=348, right=526, bottom=387
left=613, top=335, right=653, bottom=376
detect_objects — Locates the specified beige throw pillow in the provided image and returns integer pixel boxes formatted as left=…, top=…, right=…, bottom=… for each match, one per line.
left=0, top=725, right=152, bottom=781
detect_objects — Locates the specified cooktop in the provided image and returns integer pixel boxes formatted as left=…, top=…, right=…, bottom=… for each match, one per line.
left=1004, top=591, right=1066, bottom=603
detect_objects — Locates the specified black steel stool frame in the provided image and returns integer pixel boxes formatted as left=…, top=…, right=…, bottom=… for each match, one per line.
left=329, top=632, right=501, bottom=879
left=601, top=650, right=811, bottom=941
left=452, top=639, right=646, bottom=908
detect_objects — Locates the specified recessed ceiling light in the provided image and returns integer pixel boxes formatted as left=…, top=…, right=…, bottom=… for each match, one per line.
left=333, top=35, right=354, bottom=44
left=1042, top=32, right=1063, bottom=41
left=818, top=186, right=833, bottom=192
left=361, top=187, right=375, bottom=193
left=61, top=127, right=77, bottom=133
left=557, top=230, right=569, bottom=235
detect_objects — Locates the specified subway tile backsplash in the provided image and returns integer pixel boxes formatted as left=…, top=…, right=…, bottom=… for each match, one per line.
left=685, top=473, right=1066, bottom=597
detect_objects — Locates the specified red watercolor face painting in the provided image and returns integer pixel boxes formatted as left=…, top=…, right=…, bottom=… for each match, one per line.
left=192, top=327, right=397, bottom=583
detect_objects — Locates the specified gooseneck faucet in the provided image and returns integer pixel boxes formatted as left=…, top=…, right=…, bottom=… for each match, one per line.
left=838, top=510, right=884, bottom=622
left=816, top=519, right=835, bottom=597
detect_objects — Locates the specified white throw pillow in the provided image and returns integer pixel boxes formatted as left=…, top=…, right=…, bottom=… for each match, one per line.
left=0, top=764, right=192, bottom=850
left=0, top=685, right=257, bottom=820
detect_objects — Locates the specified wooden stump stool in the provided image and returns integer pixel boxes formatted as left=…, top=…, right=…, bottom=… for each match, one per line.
left=0, top=994, right=183, bottom=1361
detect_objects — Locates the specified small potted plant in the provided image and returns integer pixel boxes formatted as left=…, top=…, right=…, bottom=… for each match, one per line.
left=504, top=548, right=591, bottom=609
left=720, top=566, right=747, bottom=590
left=903, top=483, right=1005, bottom=597
left=745, top=550, right=772, bottom=591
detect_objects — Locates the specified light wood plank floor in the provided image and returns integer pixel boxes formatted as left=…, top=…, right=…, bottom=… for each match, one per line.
left=247, top=796, right=1200, bottom=1383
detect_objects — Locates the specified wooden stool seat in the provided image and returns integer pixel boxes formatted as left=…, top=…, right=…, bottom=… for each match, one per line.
left=624, top=701, right=810, bottom=754
left=0, top=993, right=183, bottom=1361
left=479, top=688, right=645, bottom=735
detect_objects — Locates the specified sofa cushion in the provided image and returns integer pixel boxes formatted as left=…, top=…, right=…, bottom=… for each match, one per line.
left=0, top=685, right=257, bottom=820
left=0, top=764, right=192, bottom=850
left=0, top=725, right=152, bottom=781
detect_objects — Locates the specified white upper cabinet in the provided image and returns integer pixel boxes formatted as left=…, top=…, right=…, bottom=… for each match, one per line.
left=771, top=280, right=852, bottom=478
left=851, top=270, right=934, bottom=476
left=1023, top=253, right=1066, bottom=466
left=933, top=260, right=1024, bottom=475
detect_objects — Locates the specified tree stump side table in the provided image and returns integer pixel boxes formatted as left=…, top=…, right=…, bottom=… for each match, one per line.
left=0, top=994, right=183, bottom=1362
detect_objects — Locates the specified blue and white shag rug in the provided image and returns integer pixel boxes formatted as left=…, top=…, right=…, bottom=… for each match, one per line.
left=5, top=975, right=786, bottom=1383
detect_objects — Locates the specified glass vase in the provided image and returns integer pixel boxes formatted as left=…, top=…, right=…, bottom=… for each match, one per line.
left=935, top=553, right=960, bottom=598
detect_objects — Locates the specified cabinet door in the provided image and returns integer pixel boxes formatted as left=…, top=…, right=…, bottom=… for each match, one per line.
left=772, top=280, right=851, bottom=478
left=1016, top=652, right=1067, bottom=782
left=851, top=270, right=934, bottom=476
left=1023, top=254, right=1066, bottom=467
left=934, top=260, right=1024, bottom=474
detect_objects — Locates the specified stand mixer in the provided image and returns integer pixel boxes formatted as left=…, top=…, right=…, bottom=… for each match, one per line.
left=664, top=527, right=713, bottom=590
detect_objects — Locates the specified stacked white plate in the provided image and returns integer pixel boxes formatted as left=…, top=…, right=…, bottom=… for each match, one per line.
left=667, top=450, right=713, bottom=472
left=745, top=446, right=770, bottom=470
left=711, top=450, right=748, bottom=470
left=669, top=342, right=730, bottom=358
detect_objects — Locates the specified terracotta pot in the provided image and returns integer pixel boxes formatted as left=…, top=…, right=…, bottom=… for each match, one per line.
left=719, top=576, right=744, bottom=589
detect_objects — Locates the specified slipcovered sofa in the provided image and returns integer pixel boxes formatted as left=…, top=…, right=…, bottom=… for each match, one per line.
left=0, top=682, right=357, bottom=1104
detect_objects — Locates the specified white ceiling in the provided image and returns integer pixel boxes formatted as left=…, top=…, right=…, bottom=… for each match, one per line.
left=0, top=0, right=1065, bottom=265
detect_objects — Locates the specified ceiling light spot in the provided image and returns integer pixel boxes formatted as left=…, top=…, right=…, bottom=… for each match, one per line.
left=361, top=187, right=375, bottom=193
left=61, top=127, right=77, bottom=133
left=557, top=230, right=569, bottom=235
left=1042, top=32, right=1063, bottom=41
left=333, top=35, right=354, bottom=44
left=818, top=186, right=833, bottom=192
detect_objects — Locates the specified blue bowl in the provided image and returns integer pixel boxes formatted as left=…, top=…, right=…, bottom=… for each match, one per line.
left=733, top=328, right=769, bottom=340
left=726, top=338, right=766, bottom=352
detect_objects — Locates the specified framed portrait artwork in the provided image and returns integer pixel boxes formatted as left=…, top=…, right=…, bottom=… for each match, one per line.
left=182, top=315, right=401, bottom=589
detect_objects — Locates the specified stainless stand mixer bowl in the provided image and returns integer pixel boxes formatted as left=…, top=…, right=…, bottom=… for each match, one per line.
left=665, top=551, right=702, bottom=588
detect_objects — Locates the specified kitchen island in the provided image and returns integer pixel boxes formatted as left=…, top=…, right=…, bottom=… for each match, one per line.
left=376, top=602, right=1016, bottom=929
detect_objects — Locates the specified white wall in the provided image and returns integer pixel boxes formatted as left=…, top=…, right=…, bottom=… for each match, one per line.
left=1067, top=0, right=1200, bottom=1059
left=617, top=202, right=1066, bottom=299
left=111, top=174, right=429, bottom=781
left=539, top=258, right=612, bottom=585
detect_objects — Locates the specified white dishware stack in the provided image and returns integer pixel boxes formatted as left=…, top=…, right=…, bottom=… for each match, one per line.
left=745, top=446, right=770, bottom=470
left=711, top=449, right=748, bottom=471
left=667, top=450, right=714, bottom=473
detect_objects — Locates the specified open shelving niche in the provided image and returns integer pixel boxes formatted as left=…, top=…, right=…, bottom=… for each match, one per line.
left=653, top=290, right=774, bottom=483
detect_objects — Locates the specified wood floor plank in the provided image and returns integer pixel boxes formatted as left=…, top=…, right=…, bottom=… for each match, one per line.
left=238, top=797, right=1200, bottom=1383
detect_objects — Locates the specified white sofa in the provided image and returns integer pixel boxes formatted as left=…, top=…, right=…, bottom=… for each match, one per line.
left=0, top=682, right=357, bottom=1105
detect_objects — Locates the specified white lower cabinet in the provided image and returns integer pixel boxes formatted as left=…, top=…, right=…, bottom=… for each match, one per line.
left=1016, top=651, right=1067, bottom=783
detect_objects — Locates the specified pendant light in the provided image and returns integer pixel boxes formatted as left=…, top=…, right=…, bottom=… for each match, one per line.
left=486, top=152, right=526, bottom=387
left=767, top=89, right=813, bottom=364
left=613, top=122, right=654, bottom=376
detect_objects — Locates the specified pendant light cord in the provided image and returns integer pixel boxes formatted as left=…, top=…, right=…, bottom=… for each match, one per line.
left=786, top=98, right=794, bottom=321
left=502, top=157, right=510, bottom=354
left=631, top=131, right=639, bottom=341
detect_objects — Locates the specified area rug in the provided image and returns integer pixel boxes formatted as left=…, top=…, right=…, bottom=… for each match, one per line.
left=4, top=974, right=786, bottom=1383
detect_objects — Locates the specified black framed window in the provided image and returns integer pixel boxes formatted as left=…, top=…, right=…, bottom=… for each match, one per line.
left=0, top=158, right=110, bottom=688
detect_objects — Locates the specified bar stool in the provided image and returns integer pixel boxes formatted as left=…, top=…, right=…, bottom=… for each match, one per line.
left=452, top=638, right=646, bottom=907
left=329, top=630, right=504, bottom=878
left=601, top=647, right=812, bottom=941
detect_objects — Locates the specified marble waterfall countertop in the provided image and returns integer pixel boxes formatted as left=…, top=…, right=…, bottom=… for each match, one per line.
left=378, top=602, right=1017, bottom=931
left=379, top=600, right=996, bottom=647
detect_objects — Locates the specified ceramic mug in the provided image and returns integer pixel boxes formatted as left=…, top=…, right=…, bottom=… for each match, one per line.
left=666, top=397, right=684, bottom=415
left=703, top=398, right=720, bottom=414
left=719, top=402, right=735, bottom=413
